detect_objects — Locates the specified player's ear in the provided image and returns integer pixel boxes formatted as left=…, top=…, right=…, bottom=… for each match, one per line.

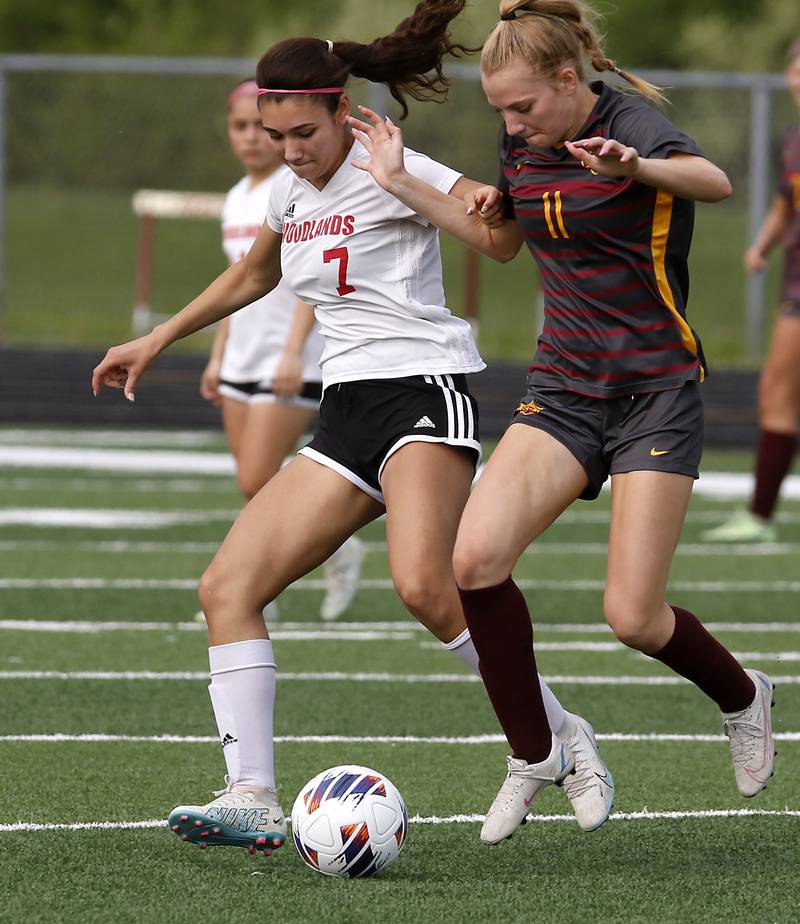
left=558, top=66, right=579, bottom=95
left=336, top=93, right=351, bottom=125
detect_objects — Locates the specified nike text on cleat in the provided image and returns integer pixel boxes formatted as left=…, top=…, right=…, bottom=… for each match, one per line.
left=480, top=733, right=576, bottom=845
left=167, top=777, right=287, bottom=853
left=413, top=416, right=436, bottom=429
left=723, top=668, right=775, bottom=798
left=701, top=508, right=777, bottom=544
left=320, top=536, right=364, bottom=621
left=557, top=712, right=615, bottom=831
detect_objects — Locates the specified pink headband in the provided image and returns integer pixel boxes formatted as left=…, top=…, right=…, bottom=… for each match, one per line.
left=257, top=87, right=344, bottom=95
left=227, top=80, right=259, bottom=105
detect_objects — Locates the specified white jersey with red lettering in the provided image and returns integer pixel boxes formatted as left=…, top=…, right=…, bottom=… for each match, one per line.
left=265, top=140, right=485, bottom=388
left=220, top=170, right=324, bottom=385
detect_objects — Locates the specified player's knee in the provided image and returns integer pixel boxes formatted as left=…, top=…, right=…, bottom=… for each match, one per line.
left=604, top=594, right=656, bottom=650
left=452, top=540, right=504, bottom=590
left=198, top=562, right=240, bottom=619
left=394, top=571, right=443, bottom=618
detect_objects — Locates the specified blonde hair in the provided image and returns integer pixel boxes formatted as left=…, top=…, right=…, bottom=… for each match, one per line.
left=484, top=0, right=665, bottom=103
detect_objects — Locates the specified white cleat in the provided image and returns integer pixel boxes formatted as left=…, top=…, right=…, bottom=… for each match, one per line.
left=723, top=668, right=776, bottom=798
left=320, top=536, right=364, bottom=621
left=194, top=600, right=279, bottom=625
left=557, top=712, right=614, bottom=831
left=168, top=777, right=287, bottom=853
left=480, top=734, right=575, bottom=845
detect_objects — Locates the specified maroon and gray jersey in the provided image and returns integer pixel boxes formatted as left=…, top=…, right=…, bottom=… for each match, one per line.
left=499, top=82, right=707, bottom=398
left=778, top=125, right=800, bottom=305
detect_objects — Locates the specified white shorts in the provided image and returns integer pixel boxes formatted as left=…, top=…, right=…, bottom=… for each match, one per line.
left=218, top=379, right=322, bottom=410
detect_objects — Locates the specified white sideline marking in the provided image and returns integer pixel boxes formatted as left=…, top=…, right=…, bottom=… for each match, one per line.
left=421, top=640, right=624, bottom=652
left=1, top=670, right=799, bottom=685
left=5, top=538, right=799, bottom=557
left=0, top=478, right=233, bottom=494
left=3, top=507, right=800, bottom=530
left=0, top=622, right=413, bottom=641
left=0, top=509, right=236, bottom=528
left=0, top=619, right=798, bottom=636
left=1, top=808, right=798, bottom=834
left=0, top=428, right=224, bottom=448
left=3, top=441, right=800, bottom=497
left=3, top=576, right=800, bottom=592
left=1, top=732, right=798, bottom=745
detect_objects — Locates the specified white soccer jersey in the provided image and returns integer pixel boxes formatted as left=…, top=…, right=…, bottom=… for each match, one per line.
left=220, top=171, right=324, bottom=384
left=265, top=140, right=485, bottom=388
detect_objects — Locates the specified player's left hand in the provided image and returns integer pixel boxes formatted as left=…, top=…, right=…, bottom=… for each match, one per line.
left=272, top=352, right=302, bottom=398
left=346, top=106, right=406, bottom=192
left=565, top=136, right=640, bottom=178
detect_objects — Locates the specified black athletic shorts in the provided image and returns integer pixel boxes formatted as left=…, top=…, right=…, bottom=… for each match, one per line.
left=300, top=374, right=481, bottom=504
left=510, top=379, right=704, bottom=500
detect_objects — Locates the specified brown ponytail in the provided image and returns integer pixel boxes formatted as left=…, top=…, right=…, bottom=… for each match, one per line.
left=488, top=0, right=665, bottom=103
left=256, top=0, right=477, bottom=119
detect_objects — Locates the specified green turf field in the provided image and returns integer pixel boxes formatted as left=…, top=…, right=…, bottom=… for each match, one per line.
left=0, top=427, right=798, bottom=923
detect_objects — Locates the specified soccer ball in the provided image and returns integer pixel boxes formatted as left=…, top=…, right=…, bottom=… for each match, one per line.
left=291, top=765, right=408, bottom=878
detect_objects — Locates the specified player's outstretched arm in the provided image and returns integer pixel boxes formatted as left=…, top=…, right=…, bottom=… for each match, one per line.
left=92, top=227, right=283, bottom=402
left=565, top=139, right=732, bottom=203
left=347, top=107, right=523, bottom=263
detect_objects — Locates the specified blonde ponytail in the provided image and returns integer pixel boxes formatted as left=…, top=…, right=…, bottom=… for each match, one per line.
left=488, top=0, right=665, bottom=104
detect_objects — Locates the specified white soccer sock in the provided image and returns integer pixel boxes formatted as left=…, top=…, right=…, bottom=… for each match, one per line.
left=442, top=628, right=566, bottom=734
left=208, top=639, right=277, bottom=791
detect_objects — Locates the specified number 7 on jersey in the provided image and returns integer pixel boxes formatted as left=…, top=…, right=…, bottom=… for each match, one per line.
left=323, top=247, right=356, bottom=296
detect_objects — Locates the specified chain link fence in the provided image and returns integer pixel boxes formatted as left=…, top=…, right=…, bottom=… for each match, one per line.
left=0, top=54, right=793, bottom=365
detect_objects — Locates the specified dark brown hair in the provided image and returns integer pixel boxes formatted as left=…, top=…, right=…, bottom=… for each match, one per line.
left=255, top=0, right=477, bottom=118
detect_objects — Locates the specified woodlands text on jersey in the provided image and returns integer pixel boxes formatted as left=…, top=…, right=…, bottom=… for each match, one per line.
left=499, top=82, right=708, bottom=399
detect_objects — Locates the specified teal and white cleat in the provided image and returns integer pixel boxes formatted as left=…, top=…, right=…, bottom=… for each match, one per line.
left=558, top=712, right=615, bottom=831
left=723, top=669, right=776, bottom=798
left=480, top=734, right=575, bottom=845
left=701, top=509, right=777, bottom=544
left=168, top=779, right=287, bottom=855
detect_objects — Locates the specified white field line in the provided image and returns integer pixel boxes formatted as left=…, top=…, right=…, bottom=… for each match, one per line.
left=3, top=577, right=800, bottom=593
left=1, top=808, right=798, bottom=834
left=0, top=428, right=224, bottom=448
left=2, top=670, right=800, bottom=685
left=0, top=509, right=237, bottom=528
left=3, top=507, right=800, bottom=529
left=4, top=538, right=800, bottom=558
left=0, top=622, right=413, bottom=641
left=1, top=732, right=798, bottom=745
left=1, top=619, right=798, bottom=635
left=3, top=441, right=800, bottom=497
left=0, top=478, right=233, bottom=494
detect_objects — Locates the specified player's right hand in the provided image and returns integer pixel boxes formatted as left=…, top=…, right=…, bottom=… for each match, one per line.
left=200, top=358, right=222, bottom=406
left=744, top=246, right=767, bottom=273
left=92, top=333, right=160, bottom=403
left=465, top=186, right=504, bottom=229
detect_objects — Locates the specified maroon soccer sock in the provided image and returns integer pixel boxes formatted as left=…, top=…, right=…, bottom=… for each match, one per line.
left=458, top=577, right=551, bottom=763
left=651, top=607, right=755, bottom=713
left=750, top=429, right=797, bottom=520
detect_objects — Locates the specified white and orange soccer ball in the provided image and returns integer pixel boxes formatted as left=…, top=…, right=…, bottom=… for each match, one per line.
left=291, top=765, right=408, bottom=878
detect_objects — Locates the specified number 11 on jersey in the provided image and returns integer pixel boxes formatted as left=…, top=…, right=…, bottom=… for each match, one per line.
left=323, top=247, right=356, bottom=296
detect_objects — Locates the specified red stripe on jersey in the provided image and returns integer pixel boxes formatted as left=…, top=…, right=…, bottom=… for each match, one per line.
left=540, top=341, right=687, bottom=361
left=544, top=301, right=674, bottom=320
left=542, top=320, right=678, bottom=340
left=528, top=360, right=700, bottom=381
left=543, top=281, right=643, bottom=301
left=539, top=262, right=654, bottom=280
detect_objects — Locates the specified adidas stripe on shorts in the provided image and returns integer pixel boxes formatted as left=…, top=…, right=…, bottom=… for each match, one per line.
left=299, top=374, right=481, bottom=504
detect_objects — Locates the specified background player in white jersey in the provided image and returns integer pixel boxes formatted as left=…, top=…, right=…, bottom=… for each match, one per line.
left=93, top=1, right=613, bottom=856
left=199, top=79, right=363, bottom=623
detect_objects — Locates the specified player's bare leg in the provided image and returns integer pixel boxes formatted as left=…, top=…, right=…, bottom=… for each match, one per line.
left=170, top=456, right=383, bottom=855
left=453, top=426, right=614, bottom=838
left=606, top=470, right=774, bottom=796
